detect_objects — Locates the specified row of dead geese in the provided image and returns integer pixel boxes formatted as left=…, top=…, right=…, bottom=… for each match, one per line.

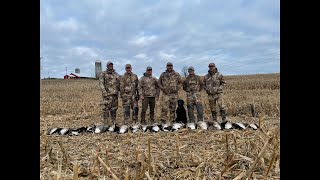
left=47, top=121, right=259, bottom=136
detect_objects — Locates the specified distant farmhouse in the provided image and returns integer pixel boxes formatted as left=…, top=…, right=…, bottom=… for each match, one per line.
left=64, top=68, right=94, bottom=79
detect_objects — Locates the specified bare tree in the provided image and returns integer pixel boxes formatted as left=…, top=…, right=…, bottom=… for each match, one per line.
left=181, top=66, right=188, bottom=77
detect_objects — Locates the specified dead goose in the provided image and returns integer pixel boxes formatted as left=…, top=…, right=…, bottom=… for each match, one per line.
left=94, top=124, right=109, bottom=134
left=212, top=121, right=221, bottom=130
left=86, top=125, right=96, bottom=133
left=119, top=125, right=128, bottom=134
left=108, top=124, right=120, bottom=132
left=172, top=122, right=185, bottom=131
left=142, top=125, right=152, bottom=132
left=75, top=127, right=87, bottom=133
left=186, top=122, right=196, bottom=130
left=221, top=121, right=232, bottom=130
left=197, top=121, right=208, bottom=130
left=232, top=122, right=246, bottom=130
left=161, top=123, right=172, bottom=132
left=151, top=124, right=160, bottom=133
left=59, top=128, right=70, bottom=135
left=248, top=123, right=258, bottom=130
left=130, top=124, right=141, bottom=133
left=47, top=127, right=62, bottom=135
left=69, top=131, right=79, bottom=136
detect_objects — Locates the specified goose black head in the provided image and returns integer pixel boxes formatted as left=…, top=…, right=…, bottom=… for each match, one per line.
left=76, top=127, right=87, bottom=133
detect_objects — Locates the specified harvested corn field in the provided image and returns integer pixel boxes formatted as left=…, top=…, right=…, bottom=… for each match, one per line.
left=40, top=73, right=280, bottom=179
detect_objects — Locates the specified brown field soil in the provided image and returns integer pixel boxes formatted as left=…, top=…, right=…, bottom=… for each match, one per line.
left=40, top=73, right=280, bottom=179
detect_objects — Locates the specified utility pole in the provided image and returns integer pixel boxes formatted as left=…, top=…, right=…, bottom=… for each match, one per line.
left=65, top=67, right=68, bottom=75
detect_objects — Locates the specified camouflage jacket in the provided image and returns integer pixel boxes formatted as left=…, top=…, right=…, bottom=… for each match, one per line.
left=138, top=73, right=160, bottom=98
left=120, top=72, right=139, bottom=97
left=183, top=74, right=203, bottom=93
left=158, top=70, right=182, bottom=95
left=99, top=69, right=120, bottom=96
left=203, top=70, right=226, bottom=94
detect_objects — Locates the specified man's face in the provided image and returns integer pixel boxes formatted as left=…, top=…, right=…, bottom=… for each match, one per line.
left=126, top=66, right=132, bottom=73
left=166, top=64, right=173, bottom=71
left=147, top=69, right=152, bottom=76
left=107, top=63, right=113, bottom=70
left=188, top=70, right=194, bottom=75
left=209, top=65, right=216, bottom=72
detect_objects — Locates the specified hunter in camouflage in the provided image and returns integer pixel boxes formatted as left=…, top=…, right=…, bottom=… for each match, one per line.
left=158, top=62, right=182, bottom=125
left=203, top=63, right=227, bottom=122
left=138, top=66, right=160, bottom=125
left=120, top=64, right=139, bottom=125
left=182, top=66, right=204, bottom=123
left=99, top=61, right=121, bottom=125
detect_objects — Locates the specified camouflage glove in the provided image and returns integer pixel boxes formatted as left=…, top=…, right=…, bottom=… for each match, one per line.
left=217, top=86, right=223, bottom=91
left=102, top=91, right=108, bottom=97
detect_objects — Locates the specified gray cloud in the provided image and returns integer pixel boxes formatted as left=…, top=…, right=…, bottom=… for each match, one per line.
left=40, top=0, right=279, bottom=78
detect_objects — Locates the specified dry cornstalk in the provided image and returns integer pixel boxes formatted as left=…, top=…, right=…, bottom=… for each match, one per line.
left=135, top=145, right=139, bottom=180
left=243, top=126, right=280, bottom=179
left=148, top=137, right=152, bottom=174
left=145, top=171, right=152, bottom=180
left=225, top=133, right=230, bottom=162
left=264, top=142, right=279, bottom=179
left=124, top=166, right=129, bottom=180
left=176, top=135, right=180, bottom=157
left=58, top=139, right=71, bottom=166
left=97, top=156, right=120, bottom=180
left=233, top=134, right=237, bottom=154
left=73, top=161, right=78, bottom=180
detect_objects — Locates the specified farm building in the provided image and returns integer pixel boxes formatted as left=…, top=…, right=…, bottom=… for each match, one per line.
left=63, top=73, right=94, bottom=79
left=64, top=73, right=80, bottom=79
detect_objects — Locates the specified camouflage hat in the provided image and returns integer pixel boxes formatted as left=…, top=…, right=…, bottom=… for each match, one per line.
left=208, top=63, right=215, bottom=67
left=125, top=64, right=131, bottom=68
left=146, top=66, right=152, bottom=70
left=188, top=66, right=194, bottom=71
left=167, top=62, right=173, bottom=66
left=107, top=61, right=113, bottom=66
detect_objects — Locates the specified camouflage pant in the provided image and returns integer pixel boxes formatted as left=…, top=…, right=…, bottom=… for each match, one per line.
left=141, top=97, right=156, bottom=125
left=160, top=94, right=178, bottom=124
left=208, top=93, right=226, bottom=112
left=122, top=94, right=139, bottom=124
left=186, top=92, right=203, bottom=123
left=102, top=95, right=118, bottom=125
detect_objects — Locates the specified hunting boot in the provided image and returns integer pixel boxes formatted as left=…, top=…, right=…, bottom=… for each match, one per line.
left=187, top=104, right=195, bottom=123
left=196, top=104, right=204, bottom=122
left=220, top=109, right=227, bottom=122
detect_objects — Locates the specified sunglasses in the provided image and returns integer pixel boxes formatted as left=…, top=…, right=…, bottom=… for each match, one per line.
left=208, top=66, right=215, bottom=67
left=126, top=67, right=131, bottom=69
left=167, top=65, right=173, bottom=67
left=147, top=69, right=152, bottom=71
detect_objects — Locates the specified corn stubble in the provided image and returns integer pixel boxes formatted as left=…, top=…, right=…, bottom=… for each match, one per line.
left=40, top=73, right=280, bottom=179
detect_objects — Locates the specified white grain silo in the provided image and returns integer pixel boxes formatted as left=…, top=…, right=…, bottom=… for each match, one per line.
left=95, top=60, right=102, bottom=78
left=75, top=68, right=80, bottom=74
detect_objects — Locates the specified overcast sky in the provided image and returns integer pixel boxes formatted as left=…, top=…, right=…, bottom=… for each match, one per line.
left=40, top=0, right=279, bottom=78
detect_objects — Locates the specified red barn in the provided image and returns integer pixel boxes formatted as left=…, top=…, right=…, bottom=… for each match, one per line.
left=64, top=73, right=80, bottom=79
